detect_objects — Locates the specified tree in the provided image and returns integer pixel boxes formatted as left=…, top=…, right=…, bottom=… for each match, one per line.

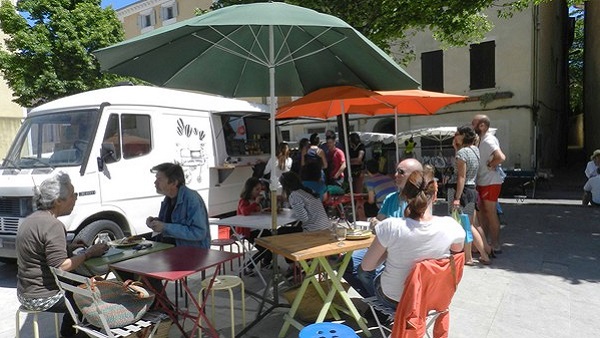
left=568, top=6, right=584, bottom=115
left=0, top=0, right=125, bottom=107
left=211, top=0, right=560, bottom=64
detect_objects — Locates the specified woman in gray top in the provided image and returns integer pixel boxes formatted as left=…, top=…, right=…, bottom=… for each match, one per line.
left=447, top=125, right=491, bottom=265
left=16, top=172, right=107, bottom=337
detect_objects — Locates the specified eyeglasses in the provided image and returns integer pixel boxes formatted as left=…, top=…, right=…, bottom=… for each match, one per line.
left=396, top=168, right=406, bottom=175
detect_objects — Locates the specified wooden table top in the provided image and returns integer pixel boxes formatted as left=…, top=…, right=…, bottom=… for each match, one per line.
left=255, top=229, right=374, bottom=262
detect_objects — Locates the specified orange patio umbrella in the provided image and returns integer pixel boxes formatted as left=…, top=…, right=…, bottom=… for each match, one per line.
left=346, top=89, right=467, bottom=115
left=275, top=86, right=466, bottom=224
left=275, top=85, right=394, bottom=119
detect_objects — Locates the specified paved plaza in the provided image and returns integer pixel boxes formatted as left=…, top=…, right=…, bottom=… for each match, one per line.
left=3, top=188, right=600, bottom=337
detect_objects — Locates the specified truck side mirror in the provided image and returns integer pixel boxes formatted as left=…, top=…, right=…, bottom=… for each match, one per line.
left=97, top=143, right=117, bottom=171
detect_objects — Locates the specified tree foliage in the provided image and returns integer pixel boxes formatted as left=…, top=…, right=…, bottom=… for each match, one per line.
left=211, top=0, right=556, bottom=64
left=0, top=0, right=125, bottom=107
left=568, top=6, right=584, bottom=115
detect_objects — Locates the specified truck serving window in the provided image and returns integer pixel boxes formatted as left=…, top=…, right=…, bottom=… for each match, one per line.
left=221, top=114, right=270, bottom=156
left=3, top=110, right=99, bottom=169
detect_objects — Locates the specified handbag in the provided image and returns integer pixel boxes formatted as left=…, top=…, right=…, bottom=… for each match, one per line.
left=451, top=210, right=473, bottom=244
left=73, top=277, right=155, bottom=328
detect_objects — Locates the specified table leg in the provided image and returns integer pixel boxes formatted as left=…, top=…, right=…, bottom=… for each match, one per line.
left=318, top=256, right=371, bottom=336
left=230, top=226, right=268, bottom=286
left=278, top=258, right=321, bottom=337
left=137, top=277, right=188, bottom=336
left=180, top=275, right=220, bottom=338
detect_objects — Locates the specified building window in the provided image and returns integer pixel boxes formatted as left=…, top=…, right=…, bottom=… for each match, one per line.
left=161, top=1, right=178, bottom=25
left=421, top=50, right=443, bottom=92
left=281, top=130, right=291, bottom=141
left=470, top=41, right=495, bottom=90
left=138, top=9, right=156, bottom=33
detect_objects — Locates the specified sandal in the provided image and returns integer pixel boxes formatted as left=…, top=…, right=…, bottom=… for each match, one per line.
left=465, top=260, right=476, bottom=266
left=478, top=258, right=492, bottom=265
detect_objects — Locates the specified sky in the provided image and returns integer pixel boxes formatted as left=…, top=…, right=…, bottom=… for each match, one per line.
left=101, top=0, right=139, bottom=10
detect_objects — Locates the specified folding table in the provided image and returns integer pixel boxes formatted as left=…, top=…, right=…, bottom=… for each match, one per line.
left=109, top=246, right=242, bottom=338
left=256, top=229, right=374, bottom=337
left=209, top=209, right=298, bottom=286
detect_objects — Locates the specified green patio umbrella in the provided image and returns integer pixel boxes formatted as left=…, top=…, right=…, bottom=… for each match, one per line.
left=94, top=2, right=419, bottom=222
left=93, top=3, right=419, bottom=97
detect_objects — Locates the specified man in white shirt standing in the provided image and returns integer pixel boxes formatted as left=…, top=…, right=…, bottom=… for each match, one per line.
left=472, top=114, right=506, bottom=253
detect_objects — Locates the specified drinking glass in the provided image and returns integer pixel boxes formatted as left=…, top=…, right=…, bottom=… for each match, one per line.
left=335, top=225, right=347, bottom=246
left=330, top=217, right=339, bottom=239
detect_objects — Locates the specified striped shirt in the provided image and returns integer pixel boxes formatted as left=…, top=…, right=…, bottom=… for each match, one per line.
left=364, top=173, right=397, bottom=207
left=288, top=189, right=330, bottom=232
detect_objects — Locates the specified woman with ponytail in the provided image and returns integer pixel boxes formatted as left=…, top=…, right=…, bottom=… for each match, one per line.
left=361, top=170, right=466, bottom=309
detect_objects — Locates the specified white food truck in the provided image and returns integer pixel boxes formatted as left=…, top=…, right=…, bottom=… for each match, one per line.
left=0, top=85, right=272, bottom=260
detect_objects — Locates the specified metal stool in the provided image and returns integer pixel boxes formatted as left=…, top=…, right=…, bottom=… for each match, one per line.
left=199, top=275, right=245, bottom=338
left=15, top=305, right=60, bottom=338
left=299, top=322, right=359, bottom=338
left=210, top=238, right=243, bottom=274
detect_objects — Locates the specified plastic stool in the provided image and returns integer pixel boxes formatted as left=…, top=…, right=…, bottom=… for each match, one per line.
left=15, top=306, right=60, bottom=338
left=199, top=275, right=245, bottom=338
left=299, top=322, right=359, bottom=338
left=211, top=238, right=243, bottom=273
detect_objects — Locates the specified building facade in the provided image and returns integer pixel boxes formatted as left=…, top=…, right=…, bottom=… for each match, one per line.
left=359, top=1, right=570, bottom=171
left=115, top=0, right=212, bottom=39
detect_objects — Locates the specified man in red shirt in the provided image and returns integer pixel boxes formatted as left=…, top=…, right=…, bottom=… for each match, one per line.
left=325, top=134, right=347, bottom=187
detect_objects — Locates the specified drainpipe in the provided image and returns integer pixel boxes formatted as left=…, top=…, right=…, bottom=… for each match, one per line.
left=532, top=4, right=540, bottom=171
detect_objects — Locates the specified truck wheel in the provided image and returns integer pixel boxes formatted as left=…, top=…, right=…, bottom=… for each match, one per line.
left=76, top=220, right=124, bottom=245
left=74, top=220, right=124, bottom=276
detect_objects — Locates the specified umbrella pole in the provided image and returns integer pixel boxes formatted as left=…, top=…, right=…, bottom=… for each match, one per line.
left=341, top=105, right=357, bottom=227
left=268, top=24, right=280, bottom=304
left=395, top=108, right=399, bottom=165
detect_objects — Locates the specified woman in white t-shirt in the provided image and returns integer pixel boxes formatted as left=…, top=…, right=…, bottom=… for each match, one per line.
left=361, top=170, right=466, bottom=309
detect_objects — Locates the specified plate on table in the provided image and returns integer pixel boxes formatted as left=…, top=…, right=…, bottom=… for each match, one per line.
left=346, top=230, right=373, bottom=240
left=109, top=236, right=145, bottom=247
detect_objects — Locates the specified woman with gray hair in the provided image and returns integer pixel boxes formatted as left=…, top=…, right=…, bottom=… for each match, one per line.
left=16, top=172, right=107, bottom=338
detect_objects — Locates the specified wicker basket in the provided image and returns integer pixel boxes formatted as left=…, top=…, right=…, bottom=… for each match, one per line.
left=74, top=278, right=155, bottom=329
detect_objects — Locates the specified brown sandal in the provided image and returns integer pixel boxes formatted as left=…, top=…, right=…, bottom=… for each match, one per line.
left=478, top=258, right=492, bottom=265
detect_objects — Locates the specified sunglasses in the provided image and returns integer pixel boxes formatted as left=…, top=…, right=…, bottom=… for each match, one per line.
left=396, top=168, right=406, bottom=175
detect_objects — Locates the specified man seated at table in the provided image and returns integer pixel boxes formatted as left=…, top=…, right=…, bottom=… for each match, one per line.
left=345, top=158, right=423, bottom=297
left=363, top=159, right=396, bottom=218
left=146, top=162, right=211, bottom=248
left=582, top=168, right=600, bottom=207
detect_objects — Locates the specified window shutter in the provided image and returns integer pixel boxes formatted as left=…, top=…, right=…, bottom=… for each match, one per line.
left=421, top=50, right=443, bottom=92
left=150, top=10, right=156, bottom=26
left=470, top=41, right=495, bottom=90
left=173, top=2, right=179, bottom=17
